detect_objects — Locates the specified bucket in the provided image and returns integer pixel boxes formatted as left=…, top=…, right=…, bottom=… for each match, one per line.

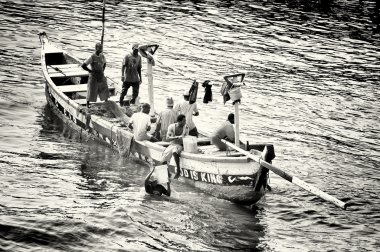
left=153, top=165, right=169, bottom=184
left=228, top=87, right=242, bottom=101
left=183, top=136, right=198, bottom=153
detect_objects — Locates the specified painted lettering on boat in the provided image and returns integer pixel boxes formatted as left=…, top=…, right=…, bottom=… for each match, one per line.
left=180, top=168, right=223, bottom=184
left=179, top=168, right=253, bottom=185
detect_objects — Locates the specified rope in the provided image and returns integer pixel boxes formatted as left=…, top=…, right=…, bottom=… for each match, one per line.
left=47, top=65, right=73, bottom=85
left=47, top=65, right=67, bottom=77
left=106, top=76, right=119, bottom=85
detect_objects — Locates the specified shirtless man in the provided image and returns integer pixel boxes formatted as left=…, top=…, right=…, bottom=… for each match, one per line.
left=161, top=114, right=189, bottom=179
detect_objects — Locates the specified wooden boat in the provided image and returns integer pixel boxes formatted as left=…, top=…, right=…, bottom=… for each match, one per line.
left=38, top=32, right=276, bottom=205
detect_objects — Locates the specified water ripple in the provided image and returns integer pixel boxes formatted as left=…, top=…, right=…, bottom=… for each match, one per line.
left=0, top=0, right=379, bottom=251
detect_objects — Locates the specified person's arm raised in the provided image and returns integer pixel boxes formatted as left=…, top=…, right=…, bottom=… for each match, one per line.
left=193, top=104, right=199, bottom=116
left=138, top=67, right=142, bottom=84
left=144, top=167, right=155, bottom=185
left=121, top=56, right=126, bottom=82
left=165, top=182, right=171, bottom=197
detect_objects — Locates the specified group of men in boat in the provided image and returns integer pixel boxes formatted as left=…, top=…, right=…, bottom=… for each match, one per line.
left=81, top=42, right=237, bottom=197
left=127, top=96, right=195, bottom=181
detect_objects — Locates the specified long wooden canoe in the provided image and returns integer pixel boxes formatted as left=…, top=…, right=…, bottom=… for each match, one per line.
left=38, top=32, right=275, bottom=205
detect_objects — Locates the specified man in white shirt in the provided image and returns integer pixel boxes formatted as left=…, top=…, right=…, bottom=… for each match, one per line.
left=156, top=97, right=177, bottom=141
left=174, top=90, right=199, bottom=137
left=211, top=113, right=235, bottom=151
left=128, top=103, right=158, bottom=142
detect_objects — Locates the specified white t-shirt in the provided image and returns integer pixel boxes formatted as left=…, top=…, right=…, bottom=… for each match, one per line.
left=129, top=112, right=151, bottom=141
left=174, top=101, right=198, bottom=130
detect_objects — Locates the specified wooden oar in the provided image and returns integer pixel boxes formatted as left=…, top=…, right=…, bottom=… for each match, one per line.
left=100, top=0, right=106, bottom=45
left=221, top=139, right=347, bottom=209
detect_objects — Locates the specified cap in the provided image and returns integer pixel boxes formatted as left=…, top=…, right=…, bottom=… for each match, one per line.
left=183, top=90, right=190, bottom=96
left=166, top=97, right=174, bottom=107
left=132, top=43, right=139, bottom=50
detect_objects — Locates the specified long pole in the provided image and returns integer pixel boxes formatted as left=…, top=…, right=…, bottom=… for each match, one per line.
left=221, top=139, right=347, bottom=209
left=234, top=102, right=240, bottom=146
left=147, top=61, right=154, bottom=116
left=100, top=0, right=106, bottom=45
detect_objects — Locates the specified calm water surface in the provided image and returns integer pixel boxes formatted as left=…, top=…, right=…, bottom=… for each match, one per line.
left=0, top=0, right=379, bottom=251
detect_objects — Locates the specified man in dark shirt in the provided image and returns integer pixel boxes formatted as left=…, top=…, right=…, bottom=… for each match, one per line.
left=120, top=43, right=142, bottom=105
left=144, top=166, right=171, bottom=196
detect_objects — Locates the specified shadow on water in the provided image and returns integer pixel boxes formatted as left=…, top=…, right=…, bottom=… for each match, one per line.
left=36, top=103, right=131, bottom=187
left=0, top=222, right=88, bottom=251
left=38, top=104, right=83, bottom=143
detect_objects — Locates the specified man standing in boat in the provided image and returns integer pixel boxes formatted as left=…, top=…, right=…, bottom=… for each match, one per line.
left=174, top=90, right=199, bottom=137
left=120, top=43, right=142, bottom=106
left=81, top=42, right=109, bottom=108
left=211, top=113, right=236, bottom=151
left=161, top=114, right=189, bottom=179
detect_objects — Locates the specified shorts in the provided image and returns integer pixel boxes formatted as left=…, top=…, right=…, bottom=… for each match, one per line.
left=161, top=144, right=183, bottom=163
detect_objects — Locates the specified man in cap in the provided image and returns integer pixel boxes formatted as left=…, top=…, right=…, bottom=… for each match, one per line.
left=81, top=42, right=109, bottom=108
left=120, top=43, right=142, bottom=105
left=155, top=97, right=177, bottom=141
left=174, top=90, right=199, bottom=137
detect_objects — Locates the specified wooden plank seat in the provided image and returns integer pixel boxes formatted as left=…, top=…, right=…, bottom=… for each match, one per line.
left=58, top=84, right=115, bottom=93
left=48, top=64, right=89, bottom=78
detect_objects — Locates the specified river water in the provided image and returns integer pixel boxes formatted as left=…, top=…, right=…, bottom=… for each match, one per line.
left=0, top=0, right=379, bottom=251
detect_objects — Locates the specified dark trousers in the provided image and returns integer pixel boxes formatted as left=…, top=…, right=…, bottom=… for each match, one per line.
left=120, top=81, right=139, bottom=104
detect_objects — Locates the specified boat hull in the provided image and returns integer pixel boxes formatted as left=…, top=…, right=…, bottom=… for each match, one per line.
left=40, top=32, right=270, bottom=205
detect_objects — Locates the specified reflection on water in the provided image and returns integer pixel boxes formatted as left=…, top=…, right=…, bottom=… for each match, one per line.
left=0, top=0, right=379, bottom=251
